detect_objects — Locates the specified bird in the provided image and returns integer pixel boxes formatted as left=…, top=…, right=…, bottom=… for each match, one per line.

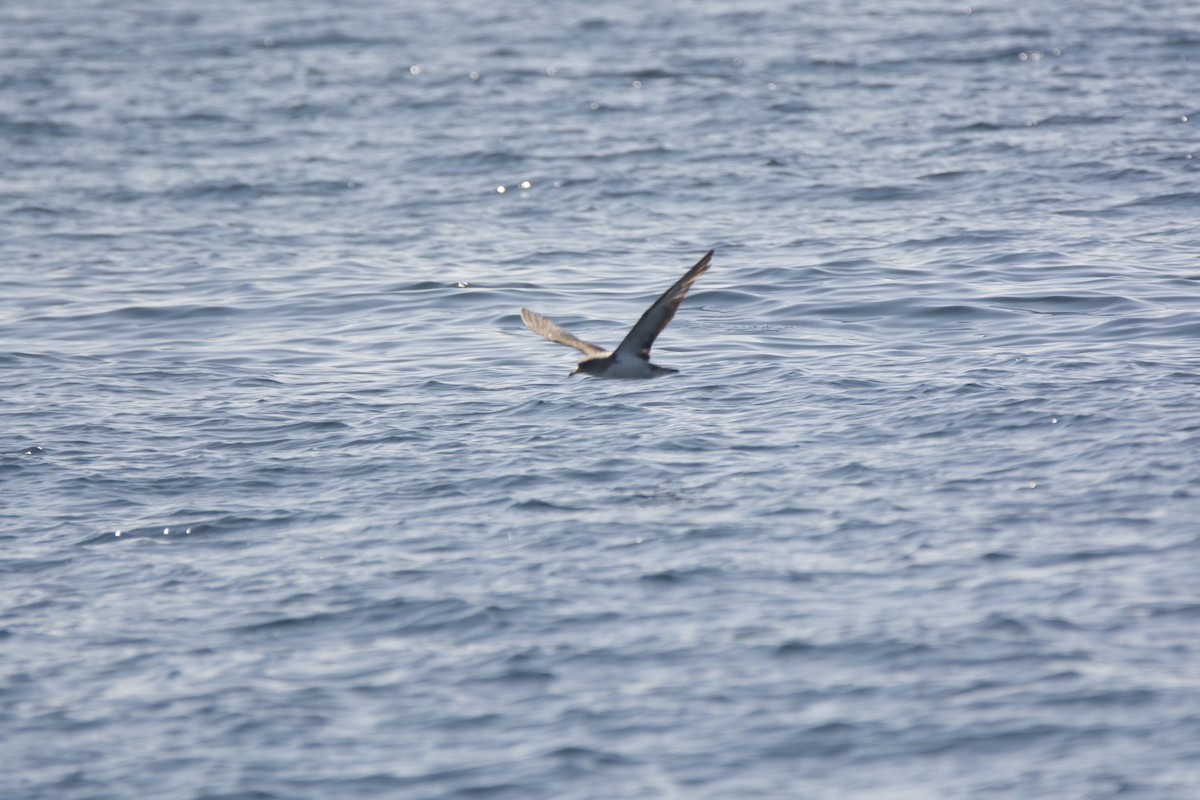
left=520, top=249, right=713, bottom=378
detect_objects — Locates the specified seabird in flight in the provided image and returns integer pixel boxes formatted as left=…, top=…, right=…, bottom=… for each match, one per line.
left=520, top=249, right=713, bottom=378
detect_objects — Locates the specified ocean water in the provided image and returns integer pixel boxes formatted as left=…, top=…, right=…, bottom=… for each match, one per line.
left=3, top=0, right=1200, bottom=797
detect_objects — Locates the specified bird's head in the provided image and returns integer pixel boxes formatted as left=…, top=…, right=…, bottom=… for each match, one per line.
left=571, top=357, right=606, bottom=377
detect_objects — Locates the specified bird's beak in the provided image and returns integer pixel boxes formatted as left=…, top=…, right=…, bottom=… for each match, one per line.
left=568, top=369, right=578, bottom=377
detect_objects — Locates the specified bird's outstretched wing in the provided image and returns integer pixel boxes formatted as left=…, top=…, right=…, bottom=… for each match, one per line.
left=613, top=249, right=713, bottom=360
left=520, top=308, right=608, bottom=357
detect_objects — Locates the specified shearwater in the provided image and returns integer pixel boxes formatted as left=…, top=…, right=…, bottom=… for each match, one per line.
left=520, top=250, right=713, bottom=378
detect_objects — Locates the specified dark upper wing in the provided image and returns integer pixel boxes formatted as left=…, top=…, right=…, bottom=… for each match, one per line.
left=613, top=249, right=713, bottom=360
left=520, top=308, right=607, bottom=357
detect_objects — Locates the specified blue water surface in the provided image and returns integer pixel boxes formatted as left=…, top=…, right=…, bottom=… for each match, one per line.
left=3, top=1, right=1200, bottom=798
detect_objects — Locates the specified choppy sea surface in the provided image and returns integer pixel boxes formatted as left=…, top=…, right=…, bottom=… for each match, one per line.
left=4, top=1, right=1200, bottom=797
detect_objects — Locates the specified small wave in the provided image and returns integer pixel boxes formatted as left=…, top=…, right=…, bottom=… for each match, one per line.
left=1087, top=314, right=1200, bottom=341
left=0, top=117, right=78, bottom=140
left=234, top=597, right=491, bottom=638
left=987, top=293, right=1146, bottom=315
left=1130, top=602, right=1200, bottom=619
left=79, top=512, right=325, bottom=545
left=5, top=204, right=69, bottom=218
left=509, top=498, right=581, bottom=512
left=1116, top=191, right=1200, bottom=209
left=769, top=100, right=816, bottom=114
left=846, top=185, right=926, bottom=203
